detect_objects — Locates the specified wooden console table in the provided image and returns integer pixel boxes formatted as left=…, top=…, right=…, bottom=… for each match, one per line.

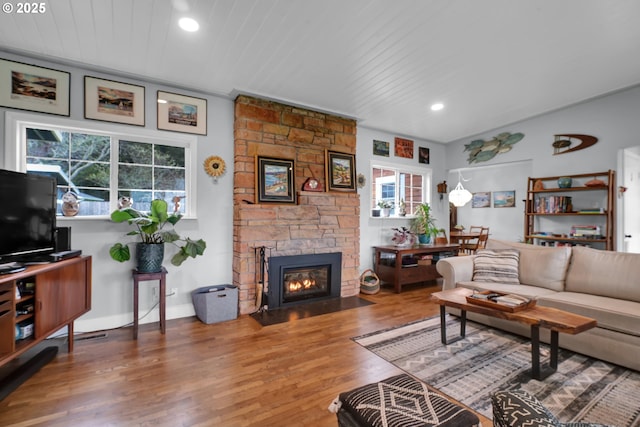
left=373, top=244, right=459, bottom=293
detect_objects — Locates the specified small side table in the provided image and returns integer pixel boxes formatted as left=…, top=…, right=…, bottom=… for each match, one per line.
left=132, top=267, right=167, bottom=339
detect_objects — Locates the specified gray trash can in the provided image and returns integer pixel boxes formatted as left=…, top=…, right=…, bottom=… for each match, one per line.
left=191, top=284, right=238, bottom=324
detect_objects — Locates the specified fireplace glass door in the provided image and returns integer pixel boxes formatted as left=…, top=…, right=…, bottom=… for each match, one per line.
left=282, top=265, right=330, bottom=304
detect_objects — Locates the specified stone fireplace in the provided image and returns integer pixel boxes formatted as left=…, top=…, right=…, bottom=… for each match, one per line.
left=232, top=95, right=360, bottom=315
left=268, top=252, right=342, bottom=309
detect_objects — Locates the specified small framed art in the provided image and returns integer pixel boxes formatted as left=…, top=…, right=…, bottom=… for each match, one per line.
left=0, top=58, right=70, bottom=116
left=494, top=190, right=516, bottom=208
left=157, top=90, right=207, bottom=135
left=84, top=76, right=145, bottom=126
left=472, top=192, right=491, bottom=208
left=326, top=150, right=356, bottom=192
left=256, top=156, right=296, bottom=204
left=373, top=139, right=390, bottom=156
left=394, top=137, right=414, bottom=159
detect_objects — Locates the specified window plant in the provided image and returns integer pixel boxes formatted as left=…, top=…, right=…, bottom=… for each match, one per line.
left=377, top=200, right=393, bottom=217
left=109, top=199, right=206, bottom=271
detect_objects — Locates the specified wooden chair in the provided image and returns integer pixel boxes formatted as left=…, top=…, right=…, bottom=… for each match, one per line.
left=434, top=229, right=448, bottom=245
left=460, top=227, right=489, bottom=255
left=477, top=227, right=489, bottom=249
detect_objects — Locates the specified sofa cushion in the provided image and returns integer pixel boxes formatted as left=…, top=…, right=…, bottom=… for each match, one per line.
left=538, top=292, right=640, bottom=337
left=486, top=239, right=571, bottom=291
left=566, top=246, right=640, bottom=303
left=473, top=249, right=520, bottom=284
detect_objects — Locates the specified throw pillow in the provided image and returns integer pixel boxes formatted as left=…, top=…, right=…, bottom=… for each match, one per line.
left=473, top=249, right=520, bottom=284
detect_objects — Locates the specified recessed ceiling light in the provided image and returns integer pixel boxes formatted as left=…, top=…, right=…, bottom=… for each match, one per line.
left=179, top=17, right=199, bottom=32
left=430, top=103, right=444, bottom=111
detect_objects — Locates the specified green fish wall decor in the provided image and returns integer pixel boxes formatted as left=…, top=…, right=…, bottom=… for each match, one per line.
left=464, top=132, right=524, bottom=163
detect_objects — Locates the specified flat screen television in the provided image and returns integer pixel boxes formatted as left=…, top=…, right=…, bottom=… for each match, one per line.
left=0, top=169, right=57, bottom=264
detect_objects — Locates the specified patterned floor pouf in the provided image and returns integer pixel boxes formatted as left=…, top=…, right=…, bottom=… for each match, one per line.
left=329, top=374, right=481, bottom=427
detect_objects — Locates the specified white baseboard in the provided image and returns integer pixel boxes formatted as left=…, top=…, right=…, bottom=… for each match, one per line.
left=74, top=303, right=196, bottom=334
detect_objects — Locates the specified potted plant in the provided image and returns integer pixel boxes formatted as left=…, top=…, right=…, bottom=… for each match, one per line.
left=377, top=200, right=393, bottom=217
left=109, top=199, right=207, bottom=272
left=391, top=226, right=415, bottom=247
left=411, top=203, right=441, bottom=244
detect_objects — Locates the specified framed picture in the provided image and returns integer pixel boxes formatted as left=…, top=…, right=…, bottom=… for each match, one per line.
left=0, top=58, right=70, bottom=116
left=373, top=139, right=390, bottom=156
left=157, top=90, right=207, bottom=135
left=418, top=147, right=430, bottom=164
left=256, top=156, right=296, bottom=204
left=394, top=137, right=414, bottom=159
left=472, top=192, right=491, bottom=208
left=326, top=150, right=356, bottom=192
left=494, top=190, right=516, bottom=208
left=84, top=76, right=145, bottom=126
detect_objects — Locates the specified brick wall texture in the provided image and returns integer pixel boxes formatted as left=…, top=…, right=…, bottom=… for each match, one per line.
left=233, top=95, right=360, bottom=314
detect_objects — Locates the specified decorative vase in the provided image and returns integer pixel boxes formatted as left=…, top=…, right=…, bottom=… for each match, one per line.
left=136, top=243, right=164, bottom=273
left=557, top=177, right=572, bottom=188
left=418, top=234, right=431, bottom=245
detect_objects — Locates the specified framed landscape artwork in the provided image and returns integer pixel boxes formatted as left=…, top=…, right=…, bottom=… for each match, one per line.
left=256, top=156, right=296, bottom=204
left=157, top=90, right=207, bottom=135
left=472, top=192, right=491, bottom=208
left=494, top=190, right=516, bottom=208
left=326, top=150, right=356, bottom=192
left=373, top=139, right=390, bottom=156
left=0, top=58, right=70, bottom=116
left=84, top=76, right=145, bottom=126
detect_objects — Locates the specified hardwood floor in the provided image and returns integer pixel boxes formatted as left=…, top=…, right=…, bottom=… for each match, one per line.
left=0, top=282, right=492, bottom=427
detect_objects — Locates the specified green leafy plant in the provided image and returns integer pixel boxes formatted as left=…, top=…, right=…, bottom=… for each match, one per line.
left=109, top=199, right=206, bottom=267
left=411, top=203, right=442, bottom=238
left=377, top=200, right=393, bottom=209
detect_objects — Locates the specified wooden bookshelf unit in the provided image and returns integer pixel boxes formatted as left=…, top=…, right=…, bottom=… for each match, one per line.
left=0, top=256, right=92, bottom=367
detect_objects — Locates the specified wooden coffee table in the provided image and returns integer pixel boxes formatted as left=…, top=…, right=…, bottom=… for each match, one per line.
left=431, top=288, right=597, bottom=380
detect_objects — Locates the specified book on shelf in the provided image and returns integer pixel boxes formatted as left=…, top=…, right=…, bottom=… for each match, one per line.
left=534, top=196, right=572, bottom=213
left=577, top=208, right=605, bottom=214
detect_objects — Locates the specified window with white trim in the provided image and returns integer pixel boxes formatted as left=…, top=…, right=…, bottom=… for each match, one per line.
left=6, top=112, right=197, bottom=218
left=371, top=163, right=431, bottom=216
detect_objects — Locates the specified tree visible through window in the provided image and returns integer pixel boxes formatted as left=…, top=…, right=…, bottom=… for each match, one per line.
left=15, top=116, right=194, bottom=217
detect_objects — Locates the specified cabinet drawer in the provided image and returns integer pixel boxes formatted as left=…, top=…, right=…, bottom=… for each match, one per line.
left=0, top=282, right=13, bottom=303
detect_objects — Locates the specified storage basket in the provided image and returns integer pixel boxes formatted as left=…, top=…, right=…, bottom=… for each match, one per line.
left=359, top=269, right=380, bottom=295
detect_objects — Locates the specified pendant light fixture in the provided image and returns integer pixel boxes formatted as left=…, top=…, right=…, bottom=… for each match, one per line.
left=449, top=171, right=472, bottom=207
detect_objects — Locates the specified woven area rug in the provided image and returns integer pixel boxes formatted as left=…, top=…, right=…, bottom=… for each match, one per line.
left=353, top=315, right=640, bottom=426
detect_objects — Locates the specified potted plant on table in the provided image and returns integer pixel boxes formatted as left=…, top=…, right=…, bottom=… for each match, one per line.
left=391, top=226, right=416, bottom=247
left=411, top=203, right=442, bottom=244
left=109, top=199, right=207, bottom=272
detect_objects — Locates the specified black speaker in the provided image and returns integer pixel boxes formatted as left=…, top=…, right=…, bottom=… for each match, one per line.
left=55, top=227, right=71, bottom=252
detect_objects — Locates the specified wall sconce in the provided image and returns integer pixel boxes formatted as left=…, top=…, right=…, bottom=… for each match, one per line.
left=449, top=172, right=472, bottom=207
left=437, top=181, right=448, bottom=200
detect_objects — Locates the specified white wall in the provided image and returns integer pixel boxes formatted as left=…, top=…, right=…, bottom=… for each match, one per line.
left=445, top=85, right=640, bottom=244
left=356, top=127, right=448, bottom=272
left=0, top=50, right=235, bottom=332
left=448, top=161, right=531, bottom=243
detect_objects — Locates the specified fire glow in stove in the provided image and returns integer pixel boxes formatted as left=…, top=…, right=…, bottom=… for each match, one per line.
left=268, top=252, right=342, bottom=309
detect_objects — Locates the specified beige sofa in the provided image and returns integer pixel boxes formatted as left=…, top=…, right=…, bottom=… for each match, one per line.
left=435, top=239, right=640, bottom=372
